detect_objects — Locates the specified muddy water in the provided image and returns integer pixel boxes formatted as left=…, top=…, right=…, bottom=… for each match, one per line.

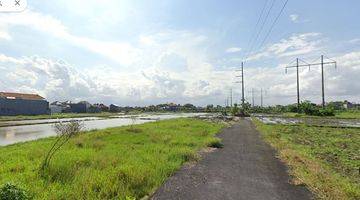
left=0, top=113, right=207, bottom=146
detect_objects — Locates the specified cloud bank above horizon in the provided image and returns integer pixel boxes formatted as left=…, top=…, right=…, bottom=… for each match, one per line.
left=0, top=0, right=359, bottom=106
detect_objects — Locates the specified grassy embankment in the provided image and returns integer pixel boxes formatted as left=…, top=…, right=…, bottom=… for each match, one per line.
left=0, top=118, right=224, bottom=199
left=0, top=112, right=119, bottom=122
left=254, top=119, right=360, bottom=200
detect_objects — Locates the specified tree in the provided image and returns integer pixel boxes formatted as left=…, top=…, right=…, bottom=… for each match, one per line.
left=205, top=104, right=214, bottom=112
left=40, top=121, right=84, bottom=173
left=231, top=103, right=240, bottom=116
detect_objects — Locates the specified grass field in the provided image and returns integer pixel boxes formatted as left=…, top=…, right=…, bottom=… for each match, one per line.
left=335, top=110, right=360, bottom=119
left=254, top=119, right=360, bottom=200
left=0, top=112, right=119, bottom=122
left=0, top=118, right=224, bottom=199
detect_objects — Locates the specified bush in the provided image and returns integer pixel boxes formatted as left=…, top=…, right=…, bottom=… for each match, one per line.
left=319, top=108, right=335, bottom=116
left=0, top=183, right=30, bottom=200
left=298, top=101, right=335, bottom=116
left=299, top=101, right=320, bottom=116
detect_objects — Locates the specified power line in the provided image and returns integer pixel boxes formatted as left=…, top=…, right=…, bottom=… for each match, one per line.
left=258, top=0, right=290, bottom=50
left=244, top=0, right=277, bottom=62
left=242, top=0, right=269, bottom=61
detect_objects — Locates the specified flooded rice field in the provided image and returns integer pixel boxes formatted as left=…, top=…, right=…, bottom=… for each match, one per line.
left=253, top=114, right=360, bottom=128
left=0, top=113, right=209, bottom=146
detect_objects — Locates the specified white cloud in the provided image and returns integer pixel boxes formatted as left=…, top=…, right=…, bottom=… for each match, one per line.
left=226, top=47, right=242, bottom=53
left=0, top=29, right=11, bottom=41
left=289, top=14, right=299, bottom=22
left=0, top=10, right=139, bottom=66
left=348, top=38, right=360, bottom=44
left=0, top=7, right=358, bottom=106
left=0, top=48, right=359, bottom=106
left=247, top=33, right=323, bottom=61
left=289, top=14, right=309, bottom=23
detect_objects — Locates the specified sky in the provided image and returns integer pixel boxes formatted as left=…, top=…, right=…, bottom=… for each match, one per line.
left=0, top=0, right=359, bottom=106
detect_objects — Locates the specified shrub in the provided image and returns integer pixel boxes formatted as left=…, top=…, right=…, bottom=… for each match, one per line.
left=0, top=183, right=30, bottom=200
left=319, top=107, right=335, bottom=116
left=231, top=104, right=240, bottom=116
left=40, top=121, right=84, bottom=174
left=299, top=101, right=320, bottom=116
left=298, top=101, right=335, bottom=116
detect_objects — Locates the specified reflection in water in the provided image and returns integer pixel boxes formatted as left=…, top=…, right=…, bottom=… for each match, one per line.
left=0, top=113, right=207, bottom=146
left=5, top=129, right=15, bottom=139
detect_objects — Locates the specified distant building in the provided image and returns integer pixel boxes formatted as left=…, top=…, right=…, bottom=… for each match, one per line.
left=109, top=104, right=120, bottom=112
left=49, top=104, right=62, bottom=114
left=343, top=100, right=354, bottom=109
left=70, top=101, right=91, bottom=113
left=0, top=92, right=49, bottom=116
left=93, top=103, right=109, bottom=112
left=49, top=101, right=72, bottom=114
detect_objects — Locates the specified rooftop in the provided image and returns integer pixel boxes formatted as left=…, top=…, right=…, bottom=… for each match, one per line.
left=0, top=92, right=45, bottom=100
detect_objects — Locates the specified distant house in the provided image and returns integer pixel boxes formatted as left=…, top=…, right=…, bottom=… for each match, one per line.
left=0, top=92, right=49, bottom=116
left=93, top=103, right=109, bottom=112
left=70, top=101, right=91, bottom=113
left=49, top=104, right=62, bottom=114
left=343, top=100, right=354, bottom=109
left=109, top=104, right=120, bottom=112
left=49, top=101, right=72, bottom=114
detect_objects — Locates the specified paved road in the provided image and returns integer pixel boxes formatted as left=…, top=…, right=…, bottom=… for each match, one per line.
left=152, top=118, right=312, bottom=200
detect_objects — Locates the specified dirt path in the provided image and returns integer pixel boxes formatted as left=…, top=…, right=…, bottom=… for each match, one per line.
left=152, top=118, right=312, bottom=200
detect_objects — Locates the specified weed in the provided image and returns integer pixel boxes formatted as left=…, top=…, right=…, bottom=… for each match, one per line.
left=206, top=138, right=224, bottom=148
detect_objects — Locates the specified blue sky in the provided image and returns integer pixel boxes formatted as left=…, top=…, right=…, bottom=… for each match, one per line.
left=0, top=0, right=359, bottom=106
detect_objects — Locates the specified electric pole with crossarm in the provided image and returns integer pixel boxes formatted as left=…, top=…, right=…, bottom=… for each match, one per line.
left=285, top=55, right=337, bottom=109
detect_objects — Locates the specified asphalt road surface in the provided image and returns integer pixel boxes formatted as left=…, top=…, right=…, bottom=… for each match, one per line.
left=152, top=118, right=312, bottom=200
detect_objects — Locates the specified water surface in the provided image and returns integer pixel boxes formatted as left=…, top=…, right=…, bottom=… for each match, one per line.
left=0, top=113, right=207, bottom=146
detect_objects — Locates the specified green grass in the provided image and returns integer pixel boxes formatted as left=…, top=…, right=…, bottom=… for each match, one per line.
left=0, top=112, right=119, bottom=122
left=0, top=118, right=224, bottom=199
left=335, top=110, right=360, bottom=119
left=253, top=119, right=360, bottom=200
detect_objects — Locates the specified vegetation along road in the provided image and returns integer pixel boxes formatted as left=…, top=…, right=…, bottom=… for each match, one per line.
left=254, top=118, right=360, bottom=199
left=0, top=118, right=224, bottom=199
left=152, top=118, right=312, bottom=200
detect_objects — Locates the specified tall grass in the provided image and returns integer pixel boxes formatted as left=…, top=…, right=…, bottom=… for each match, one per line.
left=0, top=118, right=224, bottom=199
left=253, top=119, right=360, bottom=199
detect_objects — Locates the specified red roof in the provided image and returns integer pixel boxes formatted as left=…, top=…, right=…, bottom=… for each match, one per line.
left=0, top=92, right=45, bottom=100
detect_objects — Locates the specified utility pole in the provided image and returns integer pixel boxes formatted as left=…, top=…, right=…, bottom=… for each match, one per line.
left=286, top=55, right=336, bottom=109
left=296, top=58, right=300, bottom=110
left=321, top=55, right=325, bottom=108
left=241, top=62, right=245, bottom=107
left=235, top=62, right=245, bottom=108
left=230, top=88, right=233, bottom=107
left=252, top=88, right=255, bottom=107
left=260, top=88, right=263, bottom=107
